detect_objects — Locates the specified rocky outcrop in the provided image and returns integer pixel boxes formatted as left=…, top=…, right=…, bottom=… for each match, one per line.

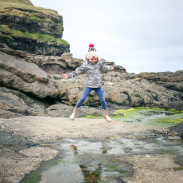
left=54, top=72, right=183, bottom=111
left=0, top=51, right=59, bottom=98
left=139, top=71, right=183, bottom=93
left=0, top=50, right=128, bottom=118
left=0, top=0, right=70, bottom=55
left=0, top=49, right=183, bottom=119
left=0, top=47, right=125, bottom=75
left=0, top=87, right=45, bottom=118
left=0, top=47, right=84, bottom=74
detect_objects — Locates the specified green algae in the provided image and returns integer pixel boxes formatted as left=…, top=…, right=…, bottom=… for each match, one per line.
left=83, top=115, right=103, bottom=119
left=84, top=107, right=183, bottom=127
left=114, top=107, right=183, bottom=127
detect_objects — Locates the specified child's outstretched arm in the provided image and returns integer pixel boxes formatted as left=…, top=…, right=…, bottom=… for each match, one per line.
left=62, top=63, right=86, bottom=79
left=101, top=62, right=116, bottom=72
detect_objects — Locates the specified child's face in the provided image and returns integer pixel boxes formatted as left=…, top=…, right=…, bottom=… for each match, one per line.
left=89, top=58, right=97, bottom=63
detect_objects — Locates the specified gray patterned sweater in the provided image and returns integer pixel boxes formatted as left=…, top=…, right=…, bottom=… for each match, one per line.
left=68, top=60, right=113, bottom=88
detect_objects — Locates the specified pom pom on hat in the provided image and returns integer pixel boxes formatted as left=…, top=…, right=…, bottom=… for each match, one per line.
left=86, top=43, right=98, bottom=59
left=89, top=43, right=94, bottom=47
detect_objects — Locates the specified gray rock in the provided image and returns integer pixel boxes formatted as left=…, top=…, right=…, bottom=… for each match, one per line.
left=169, top=121, right=183, bottom=139
left=54, top=72, right=183, bottom=111
left=139, top=71, right=183, bottom=93
left=0, top=51, right=59, bottom=98
left=0, top=87, right=45, bottom=118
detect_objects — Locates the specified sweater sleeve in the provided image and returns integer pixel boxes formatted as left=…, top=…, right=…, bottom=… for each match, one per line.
left=100, top=62, right=113, bottom=73
left=68, top=63, right=86, bottom=78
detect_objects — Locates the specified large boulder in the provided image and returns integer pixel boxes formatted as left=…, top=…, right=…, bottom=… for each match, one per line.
left=139, top=71, right=183, bottom=93
left=0, top=51, right=59, bottom=98
left=0, top=87, right=45, bottom=118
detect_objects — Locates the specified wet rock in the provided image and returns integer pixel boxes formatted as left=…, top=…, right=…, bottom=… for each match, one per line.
left=169, top=121, right=183, bottom=139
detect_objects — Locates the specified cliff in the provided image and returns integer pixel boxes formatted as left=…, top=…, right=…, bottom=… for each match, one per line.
left=0, top=0, right=70, bottom=55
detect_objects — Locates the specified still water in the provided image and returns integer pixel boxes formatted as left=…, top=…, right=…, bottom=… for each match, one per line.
left=21, top=108, right=183, bottom=183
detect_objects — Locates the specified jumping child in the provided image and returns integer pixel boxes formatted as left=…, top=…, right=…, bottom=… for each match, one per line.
left=62, top=43, right=115, bottom=122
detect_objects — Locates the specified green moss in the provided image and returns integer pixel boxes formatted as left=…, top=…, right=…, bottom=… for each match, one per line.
left=0, top=25, right=69, bottom=45
left=114, top=108, right=136, bottom=116
left=21, top=169, right=42, bottom=183
left=0, top=32, right=12, bottom=38
left=22, top=15, right=54, bottom=23
left=82, top=107, right=183, bottom=127
left=156, top=118, right=183, bottom=125
left=84, top=115, right=103, bottom=119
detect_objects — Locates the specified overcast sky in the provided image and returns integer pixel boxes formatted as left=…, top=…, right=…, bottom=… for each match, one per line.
left=31, top=0, right=183, bottom=73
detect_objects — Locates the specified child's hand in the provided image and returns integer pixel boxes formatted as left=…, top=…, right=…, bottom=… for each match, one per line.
left=62, top=73, right=68, bottom=79
left=112, top=64, right=116, bottom=70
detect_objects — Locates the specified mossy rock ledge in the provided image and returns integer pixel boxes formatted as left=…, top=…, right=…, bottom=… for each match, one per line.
left=0, top=0, right=70, bottom=56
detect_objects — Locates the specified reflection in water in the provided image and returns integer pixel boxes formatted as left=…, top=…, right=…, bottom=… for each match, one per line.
left=38, top=139, right=133, bottom=183
left=70, top=144, right=102, bottom=182
left=42, top=136, right=183, bottom=182
left=22, top=135, right=183, bottom=183
left=79, top=164, right=102, bottom=183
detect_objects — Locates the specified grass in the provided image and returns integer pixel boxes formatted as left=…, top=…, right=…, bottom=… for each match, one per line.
left=0, top=0, right=58, bottom=16
left=0, top=5, right=55, bottom=23
left=0, top=0, right=32, bottom=5
left=0, top=25, right=69, bottom=45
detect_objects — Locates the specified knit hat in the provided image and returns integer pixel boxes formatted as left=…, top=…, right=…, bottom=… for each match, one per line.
left=86, top=43, right=98, bottom=59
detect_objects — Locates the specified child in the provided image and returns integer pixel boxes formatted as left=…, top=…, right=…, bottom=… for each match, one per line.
left=62, top=43, right=115, bottom=122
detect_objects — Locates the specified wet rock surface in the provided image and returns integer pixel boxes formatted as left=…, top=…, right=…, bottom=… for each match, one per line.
left=1, top=116, right=183, bottom=183
left=0, top=128, right=58, bottom=183
left=169, top=121, right=183, bottom=139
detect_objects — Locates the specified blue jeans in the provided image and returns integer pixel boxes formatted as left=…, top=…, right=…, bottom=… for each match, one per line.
left=75, top=87, right=107, bottom=110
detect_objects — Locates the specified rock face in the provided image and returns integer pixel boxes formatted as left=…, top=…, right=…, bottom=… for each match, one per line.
left=0, top=87, right=45, bottom=118
left=0, top=49, right=183, bottom=119
left=55, top=72, right=183, bottom=111
left=0, top=51, right=59, bottom=98
left=139, top=71, right=183, bottom=93
left=0, top=0, right=70, bottom=55
left=0, top=47, right=125, bottom=75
